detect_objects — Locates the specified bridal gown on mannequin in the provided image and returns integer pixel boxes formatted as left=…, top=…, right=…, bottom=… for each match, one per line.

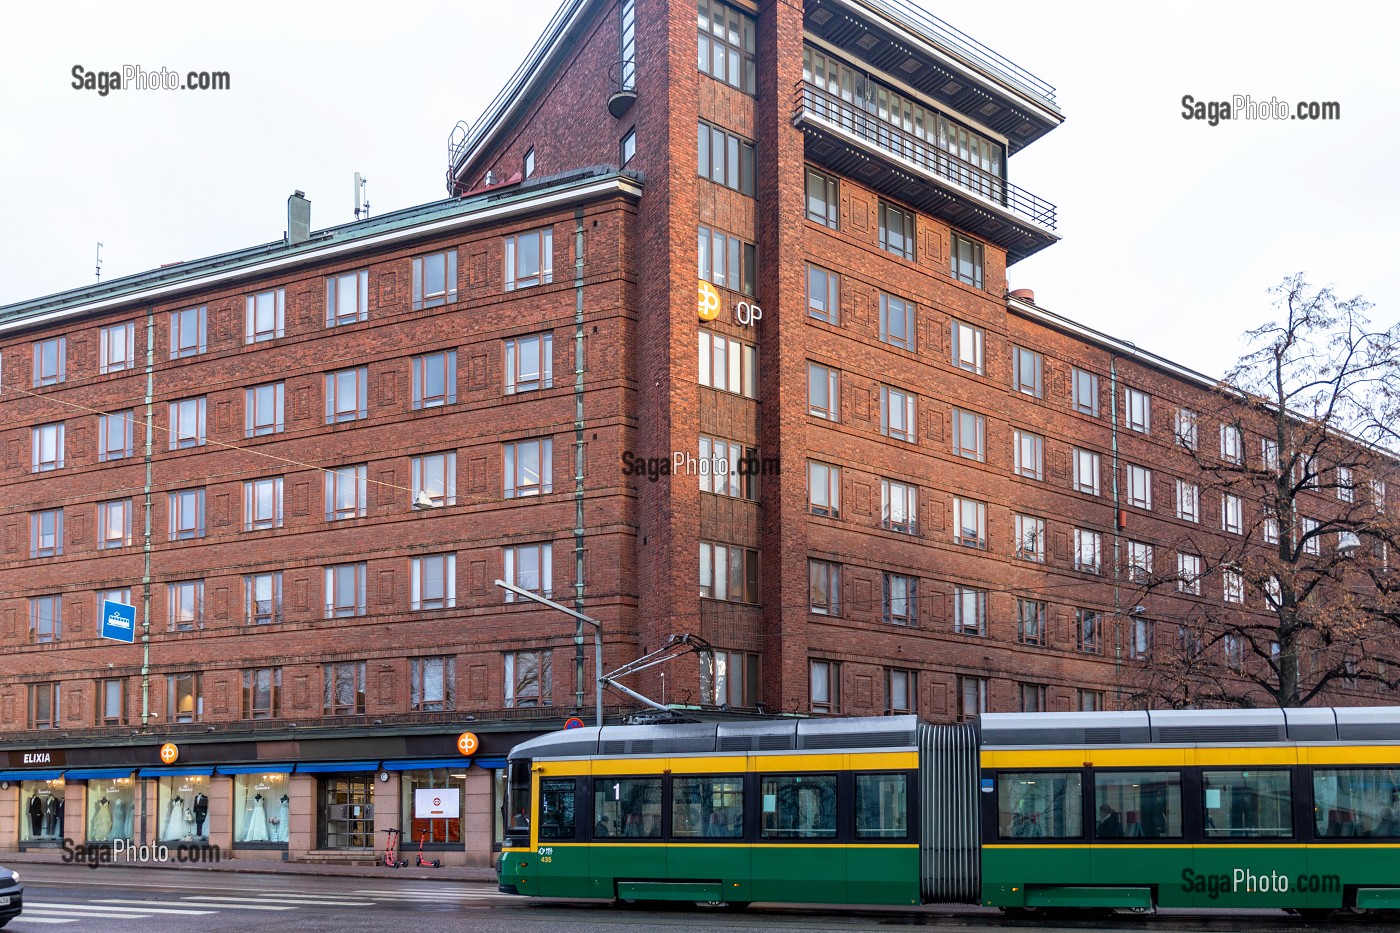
left=276, top=795, right=290, bottom=843
left=165, top=796, right=189, bottom=840
left=243, top=794, right=270, bottom=842
left=111, top=797, right=127, bottom=840
left=92, top=799, right=113, bottom=840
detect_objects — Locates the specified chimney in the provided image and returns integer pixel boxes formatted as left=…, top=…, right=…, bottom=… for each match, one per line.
left=1009, top=287, right=1035, bottom=304
left=287, top=191, right=311, bottom=246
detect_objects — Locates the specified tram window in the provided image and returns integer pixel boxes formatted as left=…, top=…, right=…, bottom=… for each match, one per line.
left=672, top=776, right=744, bottom=838
left=856, top=773, right=908, bottom=838
left=593, top=777, right=662, bottom=839
left=539, top=778, right=577, bottom=840
left=1202, top=770, right=1293, bottom=838
left=507, top=759, right=532, bottom=837
left=1313, top=768, right=1400, bottom=838
left=1093, top=771, right=1182, bottom=839
left=761, top=774, right=837, bottom=839
left=997, top=772, right=1083, bottom=839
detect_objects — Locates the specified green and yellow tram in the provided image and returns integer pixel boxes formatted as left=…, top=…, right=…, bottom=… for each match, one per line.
left=497, top=707, right=1400, bottom=916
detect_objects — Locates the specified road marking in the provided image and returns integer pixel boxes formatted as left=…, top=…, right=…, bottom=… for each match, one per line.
left=21, top=908, right=167, bottom=919
left=85, top=900, right=221, bottom=914
left=181, top=895, right=370, bottom=906
left=6, top=916, right=80, bottom=924
left=172, top=899, right=297, bottom=910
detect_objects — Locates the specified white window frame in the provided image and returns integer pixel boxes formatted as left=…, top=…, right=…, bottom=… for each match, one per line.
left=1073, top=448, right=1101, bottom=496
left=1015, top=514, right=1046, bottom=562
left=505, top=229, right=554, bottom=291
left=168, top=396, right=206, bottom=450
left=413, top=249, right=458, bottom=310
left=699, top=330, right=757, bottom=398
left=880, top=385, right=916, bottom=442
left=98, top=498, right=131, bottom=549
left=953, top=497, right=987, bottom=549
left=1177, top=553, right=1202, bottom=595
left=1126, top=463, right=1152, bottom=510
left=324, top=563, right=367, bottom=618
left=168, top=488, right=205, bottom=540
left=1124, top=387, right=1150, bottom=433
left=879, top=293, right=914, bottom=350
left=245, top=382, right=285, bottom=437
left=411, top=554, right=457, bottom=610
left=951, top=320, right=984, bottom=374
left=412, top=350, right=458, bottom=409
left=1072, top=367, right=1099, bottom=417
left=1074, top=527, right=1102, bottom=574
left=33, top=336, right=66, bottom=386
left=1014, top=429, right=1044, bottom=480
left=169, top=306, right=207, bottom=359
left=1175, top=408, right=1198, bottom=449
left=808, top=461, right=840, bottom=518
left=325, top=366, right=369, bottom=423
left=504, top=543, right=553, bottom=600
left=1127, top=540, right=1153, bottom=582
left=1176, top=480, right=1200, bottom=523
left=325, top=465, right=368, bottom=521
left=1222, top=493, right=1244, bottom=534
left=412, top=452, right=457, bottom=508
left=99, top=410, right=134, bottom=461
left=505, top=333, right=553, bottom=394
left=244, top=476, right=284, bottom=531
left=32, top=422, right=65, bottom=472
left=952, top=408, right=986, bottom=461
left=504, top=438, right=554, bottom=498
left=808, top=362, right=839, bottom=421
left=99, top=322, right=136, bottom=374
left=1012, top=346, right=1043, bottom=398
left=326, top=269, right=369, bottom=326
left=1220, top=423, right=1243, bottom=464
left=245, top=288, right=285, bottom=343
left=953, top=586, right=987, bottom=636
left=880, top=478, right=917, bottom=534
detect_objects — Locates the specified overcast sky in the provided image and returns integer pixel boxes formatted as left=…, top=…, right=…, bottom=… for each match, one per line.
left=2, top=1, right=1394, bottom=380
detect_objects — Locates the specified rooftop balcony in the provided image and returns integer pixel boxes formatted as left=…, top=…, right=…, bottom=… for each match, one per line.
left=794, top=81, right=1058, bottom=264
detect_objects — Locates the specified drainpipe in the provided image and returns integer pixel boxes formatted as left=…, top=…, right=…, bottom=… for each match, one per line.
left=572, top=208, right=588, bottom=714
left=1108, top=354, right=1123, bottom=706
left=141, top=305, right=155, bottom=727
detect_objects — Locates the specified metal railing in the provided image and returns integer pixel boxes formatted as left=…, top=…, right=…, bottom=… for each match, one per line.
left=794, top=82, right=1057, bottom=231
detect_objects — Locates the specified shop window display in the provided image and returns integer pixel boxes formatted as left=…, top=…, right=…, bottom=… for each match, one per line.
left=21, top=778, right=66, bottom=843
left=157, top=775, right=212, bottom=841
left=234, top=772, right=289, bottom=844
left=87, top=775, right=136, bottom=842
left=399, top=768, right=467, bottom=846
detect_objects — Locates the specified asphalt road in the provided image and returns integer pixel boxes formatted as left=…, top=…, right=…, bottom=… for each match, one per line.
left=4, top=866, right=1391, bottom=933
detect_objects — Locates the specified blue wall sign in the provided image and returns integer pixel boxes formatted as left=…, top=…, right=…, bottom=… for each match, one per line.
left=100, top=599, right=136, bottom=644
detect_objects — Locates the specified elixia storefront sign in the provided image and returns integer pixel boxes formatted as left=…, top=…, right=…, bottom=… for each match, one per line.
left=7, top=750, right=67, bottom=767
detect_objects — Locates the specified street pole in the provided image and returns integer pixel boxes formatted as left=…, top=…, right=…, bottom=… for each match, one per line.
left=494, top=580, right=603, bottom=728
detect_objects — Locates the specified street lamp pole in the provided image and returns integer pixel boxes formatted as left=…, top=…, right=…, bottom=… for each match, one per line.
left=494, top=579, right=604, bottom=728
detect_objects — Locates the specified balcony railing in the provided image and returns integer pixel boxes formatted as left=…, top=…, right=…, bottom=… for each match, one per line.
left=794, top=82, right=1057, bottom=232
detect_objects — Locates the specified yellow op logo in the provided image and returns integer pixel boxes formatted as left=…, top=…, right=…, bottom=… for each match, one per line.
left=698, top=281, right=721, bottom=321
left=159, top=743, right=179, bottom=764
left=457, top=731, right=479, bottom=756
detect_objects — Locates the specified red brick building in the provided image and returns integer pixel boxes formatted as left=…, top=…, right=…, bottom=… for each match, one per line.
left=1, top=0, right=1392, bottom=866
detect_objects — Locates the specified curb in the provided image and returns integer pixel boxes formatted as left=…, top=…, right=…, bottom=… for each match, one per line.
left=1, top=850, right=497, bottom=883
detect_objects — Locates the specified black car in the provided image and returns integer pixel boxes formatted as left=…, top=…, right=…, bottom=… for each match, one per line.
left=0, top=866, right=20, bottom=929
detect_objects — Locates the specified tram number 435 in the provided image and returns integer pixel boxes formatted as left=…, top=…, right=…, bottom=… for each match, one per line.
left=538, top=846, right=553, bottom=863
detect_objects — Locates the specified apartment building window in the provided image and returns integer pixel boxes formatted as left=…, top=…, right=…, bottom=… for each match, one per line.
left=169, top=396, right=206, bottom=449
left=806, top=264, right=840, bottom=324
left=1126, top=463, right=1153, bottom=509
left=1017, top=598, right=1046, bottom=646
left=954, top=586, right=987, bottom=636
left=957, top=676, right=986, bottom=722
left=1336, top=465, right=1354, bottom=502
left=245, top=288, right=285, bottom=343
left=952, top=408, right=986, bottom=461
left=1074, top=528, right=1103, bottom=574
left=1012, top=347, right=1043, bottom=397
left=1220, top=423, right=1243, bottom=464
left=30, top=595, right=61, bottom=643
left=242, top=668, right=282, bottom=720
left=1014, top=429, right=1044, bottom=480
left=883, top=573, right=917, bottom=626
left=1175, top=408, right=1198, bottom=449
left=244, top=476, right=284, bottom=531
left=326, top=269, right=369, bottom=325
left=97, top=678, right=126, bottom=725
left=411, top=554, right=457, bottom=610
left=99, top=410, right=134, bottom=460
left=1175, top=479, right=1200, bottom=523
left=1076, top=609, right=1103, bottom=654
left=170, top=306, right=206, bottom=358
left=29, top=683, right=60, bottom=729
left=1224, top=635, right=1245, bottom=671
left=411, top=656, right=456, bottom=712
left=168, top=673, right=202, bottom=723
left=697, top=225, right=755, bottom=295
left=33, top=336, right=66, bottom=385
left=699, top=331, right=757, bottom=398
left=951, top=320, right=984, bottom=374
left=1073, top=448, right=1101, bottom=496
left=506, top=438, right=555, bottom=498
left=168, top=580, right=203, bottom=631
left=697, top=0, right=756, bottom=94
left=504, top=543, right=553, bottom=600
left=620, top=127, right=636, bottom=166
left=32, top=422, right=64, bottom=472
left=323, top=662, right=366, bottom=714
left=412, top=452, right=457, bottom=508
left=699, top=436, right=756, bottom=500
left=325, top=465, right=368, bottom=520
left=505, top=651, right=553, bottom=708
left=412, top=351, right=457, bottom=409
left=524, top=148, right=536, bottom=178
left=1261, top=437, right=1280, bottom=471
left=805, top=167, right=838, bottom=227
left=30, top=508, right=63, bottom=558
left=698, top=121, right=755, bottom=195
left=881, top=479, right=917, bottom=533
left=505, top=229, right=554, bottom=290
left=950, top=232, right=984, bottom=288
left=887, top=669, right=916, bottom=715
left=880, top=386, right=916, bottom=442
left=1301, top=516, right=1321, bottom=556
left=1079, top=689, right=1104, bottom=712
left=98, top=498, right=132, bottom=549
left=878, top=201, right=915, bottom=260
left=1130, top=618, right=1153, bottom=660
left=808, top=362, right=839, bottom=420
left=1177, top=553, right=1202, bottom=595
left=1371, top=478, right=1386, bottom=514
left=808, top=559, right=840, bottom=616
left=1124, top=387, right=1151, bottom=433
left=1072, top=367, right=1099, bottom=417
left=245, top=382, right=285, bottom=437
left=620, top=0, right=636, bottom=89
left=1222, top=493, right=1244, bottom=534
left=325, top=366, right=369, bottom=423
left=953, top=497, right=987, bottom=549
left=100, top=322, right=135, bottom=373
left=246, top=572, right=282, bottom=625
left=168, top=488, right=205, bottom=540
left=413, top=249, right=458, bottom=309
left=506, top=333, right=553, bottom=393
left=699, top=542, right=759, bottom=603
left=810, top=660, right=839, bottom=714
left=1015, top=514, right=1046, bottom=562
left=1223, top=568, right=1245, bottom=604
left=325, top=563, right=367, bottom=618
left=880, top=294, right=915, bottom=350
left=1127, top=540, right=1154, bottom=583
left=808, top=461, right=840, bottom=518
left=1019, top=683, right=1047, bottom=713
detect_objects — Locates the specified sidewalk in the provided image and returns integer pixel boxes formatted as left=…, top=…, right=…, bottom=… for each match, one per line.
left=1, top=848, right=498, bottom=883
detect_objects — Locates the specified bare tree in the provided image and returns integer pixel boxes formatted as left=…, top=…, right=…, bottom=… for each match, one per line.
left=1128, top=274, right=1400, bottom=708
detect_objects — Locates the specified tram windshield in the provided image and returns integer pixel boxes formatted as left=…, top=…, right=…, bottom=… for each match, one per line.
left=505, top=758, right=532, bottom=845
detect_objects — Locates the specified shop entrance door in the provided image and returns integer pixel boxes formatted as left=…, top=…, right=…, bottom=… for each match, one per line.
left=318, top=775, right=374, bottom=849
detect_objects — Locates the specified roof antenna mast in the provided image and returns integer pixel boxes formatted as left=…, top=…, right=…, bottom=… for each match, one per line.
left=354, top=173, right=370, bottom=221
left=95, top=242, right=103, bottom=282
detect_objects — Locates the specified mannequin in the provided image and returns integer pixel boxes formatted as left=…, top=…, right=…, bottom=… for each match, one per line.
left=276, top=794, right=289, bottom=843
left=92, top=797, right=113, bottom=840
left=165, top=795, right=188, bottom=840
left=192, top=793, right=209, bottom=837
left=43, top=796, right=58, bottom=836
left=57, top=797, right=65, bottom=837
left=243, top=793, right=270, bottom=842
left=28, top=794, right=43, bottom=837
left=110, top=796, right=127, bottom=841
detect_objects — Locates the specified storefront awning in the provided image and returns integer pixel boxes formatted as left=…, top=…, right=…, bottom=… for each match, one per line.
left=64, top=768, right=136, bottom=780
left=0, top=770, right=65, bottom=781
left=215, top=764, right=294, bottom=775
left=140, top=766, right=215, bottom=777
left=294, top=761, right=380, bottom=774
left=474, top=757, right=507, bottom=770
left=379, top=758, right=472, bottom=771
